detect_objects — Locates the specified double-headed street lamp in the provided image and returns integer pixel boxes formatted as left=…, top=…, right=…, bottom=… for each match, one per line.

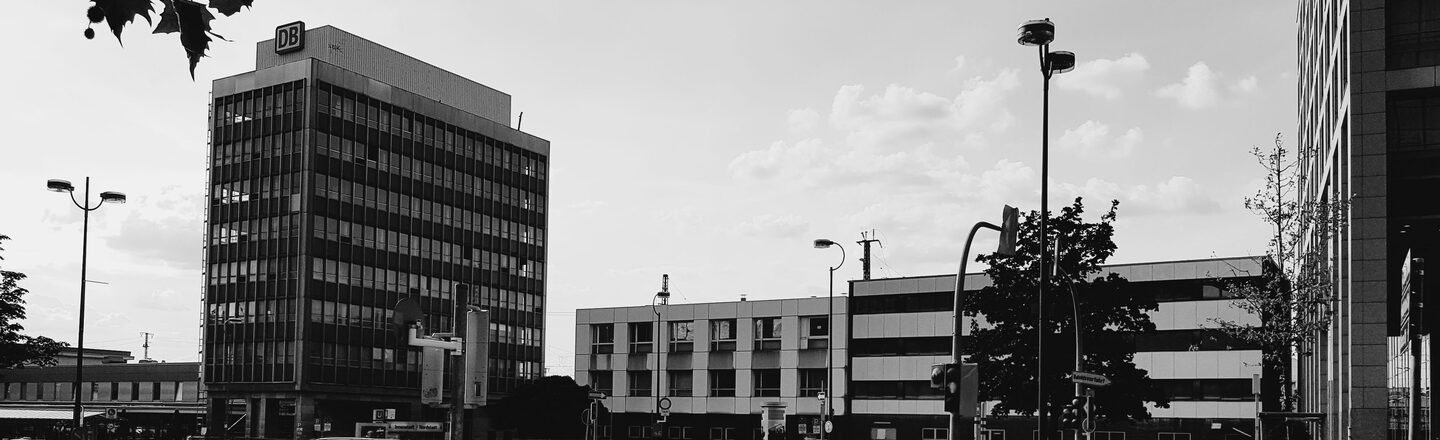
left=813, top=239, right=846, bottom=440
left=46, top=177, right=126, bottom=439
left=1017, top=18, right=1075, bottom=438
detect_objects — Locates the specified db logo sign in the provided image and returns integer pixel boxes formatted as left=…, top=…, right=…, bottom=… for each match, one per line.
left=275, top=21, right=305, bottom=54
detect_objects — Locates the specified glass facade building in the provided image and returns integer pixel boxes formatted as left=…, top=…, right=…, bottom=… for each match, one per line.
left=203, top=25, right=548, bottom=439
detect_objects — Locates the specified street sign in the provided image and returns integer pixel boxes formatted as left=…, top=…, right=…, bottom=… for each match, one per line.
left=1071, top=371, right=1111, bottom=387
left=824, top=421, right=833, bottom=434
left=589, top=391, right=607, bottom=400
left=817, top=391, right=826, bottom=402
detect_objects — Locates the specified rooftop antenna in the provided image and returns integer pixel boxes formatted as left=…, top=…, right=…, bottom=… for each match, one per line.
left=858, top=230, right=883, bottom=280
left=139, top=332, right=157, bottom=363
left=517, top=111, right=524, bottom=131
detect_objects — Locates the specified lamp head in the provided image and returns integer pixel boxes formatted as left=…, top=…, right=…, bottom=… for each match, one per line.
left=814, top=238, right=836, bottom=249
left=47, top=179, right=75, bottom=193
left=1047, top=51, right=1076, bottom=74
left=1018, top=19, right=1056, bottom=46
left=100, top=191, right=127, bottom=204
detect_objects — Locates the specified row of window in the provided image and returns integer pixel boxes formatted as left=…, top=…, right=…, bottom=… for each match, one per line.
left=315, top=132, right=545, bottom=214
left=212, top=129, right=303, bottom=167
left=211, top=214, right=302, bottom=245
left=313, top=214, right=543, bottom=275
left=207, top=257, right=305, bottom=285
left=209, top=340, right=299, bottom=366
left=591, top=317, right=829, bottom=354
left=309, top=257, right=542, bottom=307
left=216, top=82, right=301, bottom=127
left=315, top=175, right=545, bottom=252
left=315, top=83, right=545, bottom=181
left=1, top=381, right=197, bottom=402
left=213, top=171, right=303, bottom=205
left=208, top=299, right=299, bottom=324
left=589, top=369, right=827, bottom=398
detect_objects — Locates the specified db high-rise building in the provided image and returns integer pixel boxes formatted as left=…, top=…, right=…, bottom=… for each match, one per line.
left=202, top=24, right=548, bottom=439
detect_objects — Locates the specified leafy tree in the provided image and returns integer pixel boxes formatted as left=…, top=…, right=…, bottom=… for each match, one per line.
left=0, top=234, right=69, bottom=371
left=489, top=375, right=606, bottom=439
left=968, top=197, right=1167, bottom=423
left=1212, top=134, right=1344, bottom=413
left=80, top=0, right=255, bottom=77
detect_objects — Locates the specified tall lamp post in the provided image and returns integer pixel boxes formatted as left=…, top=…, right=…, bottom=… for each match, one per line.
left=813, top=239, right=846, bottom=440
left=46, top=177, right=126, bottom=439
left=1017, top=18, right=1075, bottom=439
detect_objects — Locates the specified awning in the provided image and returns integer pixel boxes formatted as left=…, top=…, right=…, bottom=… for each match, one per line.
left=0, top=408, right=103, bottom=420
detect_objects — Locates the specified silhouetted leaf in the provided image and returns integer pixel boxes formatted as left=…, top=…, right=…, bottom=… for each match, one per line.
left=152, top=0, right=179, bottom=34
left=173, top=0, right=215, bottom=78
left=208, top=0, right=253, bottom=17
left=92, top=0, right=155, bottom=44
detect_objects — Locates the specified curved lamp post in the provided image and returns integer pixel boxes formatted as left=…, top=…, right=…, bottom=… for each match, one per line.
left=653, top=275, right=671, bottom=435
left=813, top=239, right=846, bottom=440
left=46, top=177, right=126, bottom=439
left=1018, top=18, right=1075, bottom=439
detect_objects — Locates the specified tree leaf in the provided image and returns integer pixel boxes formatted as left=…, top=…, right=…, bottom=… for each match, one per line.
left=207, top=0, right=253, bottom=17
left=93, top=0, right=155, bottom=44
left=152, top=0, right=179, bottom=34
left=173, top=0, right=216, bottom=78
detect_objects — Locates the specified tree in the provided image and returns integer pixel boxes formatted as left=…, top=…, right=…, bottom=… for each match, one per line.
left=968, top=197, right=1167, bottom=423
left=80, top=0, right=256, bottom=77
left=1212, top=134, right=1344, bottom=413
left=488, top=375, right=606, bottom=439
left=0, top=234, right=69, bottom=370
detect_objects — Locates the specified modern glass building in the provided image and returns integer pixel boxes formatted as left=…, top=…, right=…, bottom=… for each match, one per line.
left=203, top=25, right=548, bottom=439
left=1297, top=1, right=1440, bottom=438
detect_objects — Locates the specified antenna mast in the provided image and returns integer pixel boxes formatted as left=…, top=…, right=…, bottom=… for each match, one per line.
left=141, top=332, right=154, bottom=362
left=858, top=230, right=883, bottom=280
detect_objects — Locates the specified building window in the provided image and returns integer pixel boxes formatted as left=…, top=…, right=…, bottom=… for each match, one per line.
left=130, top=382, right=140, bottom=401
left=629, top=323, right=654, bottom=353
left=670, top=321, right=695, bottom=352
left=709, top=370, right=736, bottom=397
left=1387, top=0, right=1440, bottom=70
left=754, top=317, right=781, bottom=350
left=669, top=426, right=695, bottom=439
left=922, top=428, right=948, bottom=440
left=710, top=427, right=738, bottom=440
left=803, top=316, right=829, bottom=349
left=1157, top=434, right=1189, bottom=440
left=1091, top=432, right=1124, bottom=440
left=589, top=371, right=613, bottom=396
left=669, top=371, right=693, bottom=397
left=799, top=369, right=826, bottom=397
left=753, top=369, right=780, bottom=397
left=629, top=426, right=646, bottom=439
left=627, top=370, right=652, bottom=397
left=710, top=319, right=737, bottom=351
left=981, top=430, right=1005, bottom=440
left=591, top=324, right=615, bottom=354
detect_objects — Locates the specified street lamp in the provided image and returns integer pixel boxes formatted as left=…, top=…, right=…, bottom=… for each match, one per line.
left=46, top=177, right=126, bottom=439
left=1018, top=18, right=1076, bottom=438
left=813, top=239, right=846, bottom=440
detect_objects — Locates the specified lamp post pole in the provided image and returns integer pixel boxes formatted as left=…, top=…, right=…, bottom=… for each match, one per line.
left=653, top=275, right=671, bottom=438
left=46, top=177, right=126, bottom=440
left=813, top=239, right=846, bottom=440
left=1017, top=19, right=1075, bottom=440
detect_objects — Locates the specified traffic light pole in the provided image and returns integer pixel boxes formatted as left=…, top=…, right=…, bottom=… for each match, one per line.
left=951, top=212, right=1014, bottom=440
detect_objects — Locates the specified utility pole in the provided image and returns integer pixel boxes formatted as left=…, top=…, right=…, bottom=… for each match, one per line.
left=141, top=332, right=154, bottom=363
left=857, top=230, right=882, bottom=281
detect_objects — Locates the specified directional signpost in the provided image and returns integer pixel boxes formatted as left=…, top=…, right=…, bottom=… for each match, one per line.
left=1071, top=371, right=1111, bottom=387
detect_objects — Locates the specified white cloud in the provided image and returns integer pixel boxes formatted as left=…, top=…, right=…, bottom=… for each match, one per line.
left=1230, top=75, right=1259, bottom=94
left=728, top=138, right=829, bottom=183
left=787, top=108, right=821, bottom=133
left=1155, top=62, right=1221, bottom=109
left=1058, top=121, right=1144, bottom=158
left=950, top=55, right=967, bottom=73
left=1060, top=176, right=1221, bottom=216
left=1055, top=53, right=1150, bottom=100
left=734, top=214, right=810, bottom=238
left=829, top=69, right=1020, bottom=151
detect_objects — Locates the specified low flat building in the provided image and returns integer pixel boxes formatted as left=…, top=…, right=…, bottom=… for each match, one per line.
left=0, top=348, right=203, bottom=440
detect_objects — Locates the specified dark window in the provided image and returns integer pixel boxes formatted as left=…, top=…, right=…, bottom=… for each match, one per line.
left=1154, top=379, right=1252, bottom=401
left=629, top=323, right=654, bottom=353
left=710, top=319, right=737, bottom=351
left=709, top=370, right=736, bottom=397
left=754, top=318, right=781, bottom=350
left=130, top=382, right=140, bottom=401
left=799, top=369, right=826, bottom=397
left=592, top=324, right=615, bottom=354
left=627, top=370, right=651, bottom=397
left=753, top=370, right=781, bottom=397
left=589, top=371, right=613, bottom=396
left=852, top=381, right=944, bottom=400
left=151, top=382, right=161, bottom=401
left=1388, top=0, right=1440, bottom=69
left=852, top=337, right=952, bottom=357
left=669, top=371, right=693, bottom=397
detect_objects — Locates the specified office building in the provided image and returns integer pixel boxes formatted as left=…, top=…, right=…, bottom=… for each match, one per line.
left=576, top=257, right=1268, bottom=440
left=204, top=24, right=549, bottom=439
left=0, top=348, right=203, bottom=440
left=1296, top=1, right=1440, bottom=438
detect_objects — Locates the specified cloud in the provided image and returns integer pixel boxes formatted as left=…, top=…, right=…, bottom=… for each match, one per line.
left=950, top=55, right=967, bottom=73
left=729, top=138, right=829, bottom=183
left=1055, top=53, right=1150, bottom=100
left=734, top=214, right=810, bottom=238
left=105, top=185, right=203, bottom=270
left=829, top=69, right=1020, bottom=150
left=1230, top=75, right=1259, bottom=94
left=1155, top=62, right=1221, bottom=109
left=1059, top=176, right=1221, bottom=216
left=1058, top=121, right=1144, bottom=158
left=787, top=108, right=821, bottom=133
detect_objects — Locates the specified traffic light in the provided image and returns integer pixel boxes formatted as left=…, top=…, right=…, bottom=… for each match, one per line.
left=1059, top=396, right=1088, bottom=429
left=997, top=205, right=1020, bottom=256
left=931, top=363, right=961, bottom=414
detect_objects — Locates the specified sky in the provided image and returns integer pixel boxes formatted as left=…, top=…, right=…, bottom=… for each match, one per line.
left=0, top=1, right=1295, bottom=378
